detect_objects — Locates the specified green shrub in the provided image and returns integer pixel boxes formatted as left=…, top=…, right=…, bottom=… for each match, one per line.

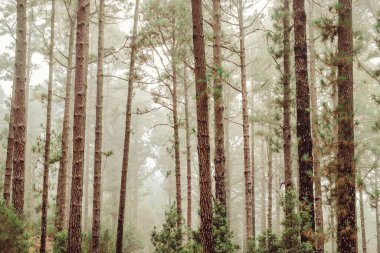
left=0, top=201, right=30, bottom=253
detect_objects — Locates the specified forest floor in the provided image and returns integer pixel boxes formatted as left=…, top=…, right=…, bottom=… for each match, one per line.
left=28, top=236, right=54, bottom=252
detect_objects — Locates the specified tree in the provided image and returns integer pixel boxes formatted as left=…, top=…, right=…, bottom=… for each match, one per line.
left=40, top=0, right=55, bottom=251
left=115, top=0, right=140, bottom=252
left=91, top=0, right=105, bottom=251
left=190, top=0, right=213, bottom=252
left=55, top=0, right=76, bottom=233
left=213, top=0, right=226, bottom=209
left=11, top=0, right=28, bottom=217
left=237, top=0, right=254, bottom=246
left=292, top=0, right=315, bottom=245
left=67, top=0, right=90, bottom=251
left=336, top=0, right=357, bottom=252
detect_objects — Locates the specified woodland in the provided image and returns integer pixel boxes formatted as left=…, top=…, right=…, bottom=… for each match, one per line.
left=0, top=0, right=379, bottom=252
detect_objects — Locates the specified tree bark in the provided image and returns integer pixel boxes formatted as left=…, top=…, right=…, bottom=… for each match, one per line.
left=267, top=133, right=273, bottom=231
left=359, top=183, right=367, bottom=253
left=225, top=88, right=232, bottom=222
left=91, top=0, right=105, bottom=251
left=237, top=0, right=253, bottom=246
left=67, top=0, right=90, bottom=251
left=292, top=0, right=315, bottom=245
left=40, top=0, right=55, bottom=251
left=308, top=2, right=324, bottom=252
left=212, top=0, right=226, bottom=209
left=55, top=12, right=75, bottom=232
left=115, top=0, right=140, bottom=252
left=190, top=1, right=213, bottom=252
left=11, top=0, right=27, bottom=217
left=250, top=89, right=255, bottom=239
left=336, top=1, right=357, bottom=252
left=184, top=66, right=192, bottom=238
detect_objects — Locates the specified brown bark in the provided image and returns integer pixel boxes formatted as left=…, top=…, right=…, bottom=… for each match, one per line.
left=283, top=0, right=293, bottom=198
left=250, top=89, right=255, bottom=238
left=293, top=0, right=315, bottom=244
left=11, top=0, right=27, bottom=217
left=40, top=0, right=55, bottom=251
left=212, top=0, right=226, bottom=209
left=3, top=91, right=15, bottom=206
left=83, top=96, right=91, bottom=232
left=190, top=1, right=213, bottom=252
left=267, top=134, right=273, bottom=231
left=56, top=3, right=75, bottom=232
left=308, top=2, right=324, bottom=251
left=115, top=0, right=139, bottom=252
left=184, top=66, right=192, bottom=236
left=237, top=0, right=253, bottom=245
left=67, top=0, right=90, bottom=251
left=359, top=182, right=367, bottom=253
left=336, top=1, right=357, bottom=252
left=91, top=0, right=105, bottom=251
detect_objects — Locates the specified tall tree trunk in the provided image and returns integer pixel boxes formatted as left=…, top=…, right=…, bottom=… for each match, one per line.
left=261, top=138, right=267, bottom=233
left=190, top=1, right=213, bottom=252
left=3, top=90, right=15, bottom=206
left=115, top=0, right=139, bottom=251
left=267, top=134, right=273, bottom=231
left=212, top=0, right=226, bottom=209
left=40, top=0, right=55, bottom=251
left=308, top=2, right=324, bottom=251
left=56, top=10, right=75, bottom=232
left=91, top=0, right=105, bottom=251
left=293, top=0, right=315, bottom=244
left=336, top=1, right=357, bottom=252
left=172, top=58, right=182, bottom=227
left=237, top=0, right=253, bottom=246
left=184, top=66, right=192, bottom=237
left=250, top=83, right=255, bottom=239
left=282, top=0, right=293, bottom=198
left=225, top=88, right=232, bottom=222
left=11, top=0, right=27, bottom=217
left=83, top=93, right=91, bottom=232
left=359, top=182, right=367, bottom=253
left=67, top=0, right=90, bottom=251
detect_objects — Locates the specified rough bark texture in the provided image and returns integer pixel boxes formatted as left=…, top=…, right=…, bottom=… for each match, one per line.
left=336, top=0, right=357, bottom=252
left=55, top=6, right=75, bottom=232
left=212, top=0, right=226, bottom=209
left=3, top=91, right=15, bottom=206
left=67, top=0, right=90, bottom=251
left=115, top=0, right=139, bottom=252
left=11, top=0, right=27, bottom=217
left=184, top=66, right=192, bottom=237
left=238, top=0, right=253, bottom=245
left=190, top=1, right=213, bottom=252
left=308, top=3, right=324, bottom=251
left=250, top=90, right=255, bottom=239
left=293, top=0, right=315, bottom=244
left=40, top=0, right=55, bottom=251
left=267, top=135, right=273, bottom=231
left=91, top=0, right=105, bottom=251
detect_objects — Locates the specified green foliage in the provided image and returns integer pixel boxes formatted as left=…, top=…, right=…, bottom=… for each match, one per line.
left=151, top=205, right=184, bottom=253
left=0, top=201, right=30, bottom=253
left=250, top=230, right=282, bottom=253
left=53, top=230, right=68, bottom=253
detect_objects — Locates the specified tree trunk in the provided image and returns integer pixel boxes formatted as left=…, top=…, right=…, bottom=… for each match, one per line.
left=267, top=134, right=273, bottom=231
left=172, top=58, right=182, bottom=227
left=308, top=1, right=324, bottom=251
left=11, top=0, right=27, bottom=217
left=238, top=0, right=253, bottom=246
left=190, top=1, right=213, bottom=252
left=40, top=0, right=55, bottom=251
left=184, top=66, right=192, bottom=237
left=261, top=138, right=267, bottom=233
left=212, top=0, right=226, bottom=209
left=359, top=185, right=367, bottom=253
left=67, top=0, right=90, bottom=251
left=293, top=0, right=315, bottom=245
left=336, top=1, right=357, bottom=252
left=115, top=0, right=140, bottom=252
left=250, top=83, right=256, bottom=239
left=83, top=95, right=91, bottom=232
left=225, top=88, right=232, bottom=222
left=91, top=0, right=105, bottom=251
left=56, top=10, right=75, bottom=232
